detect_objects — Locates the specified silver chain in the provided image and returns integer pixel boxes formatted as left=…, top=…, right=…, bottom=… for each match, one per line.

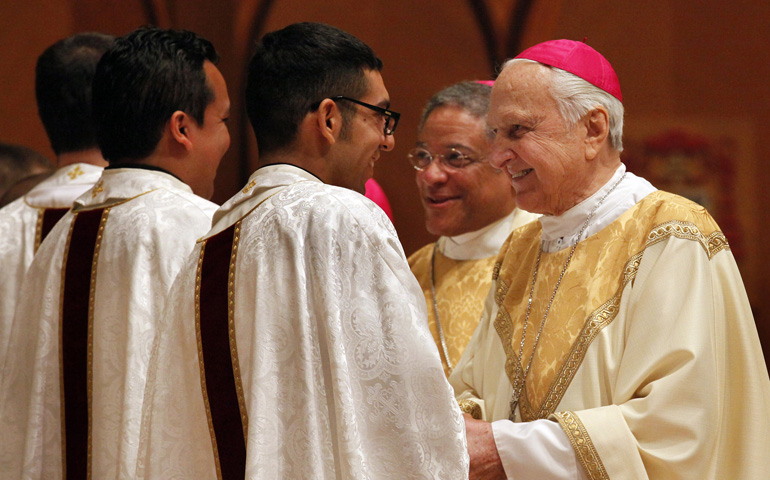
left=430, top=244, right=454, bottom=372
left=509, top=173, right=626, bottom=420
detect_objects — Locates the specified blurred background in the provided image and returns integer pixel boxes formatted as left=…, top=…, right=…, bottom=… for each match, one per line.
left=1, top=0, right=768, bottom=364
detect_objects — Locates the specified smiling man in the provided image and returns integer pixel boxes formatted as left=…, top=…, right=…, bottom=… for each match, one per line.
left=138, top=22, right=468, bottom=479
left=0, top=27, right=227, bottom=479
left=408, top=81, right=537, bottom=377
left=450, top=39, right=770, bottom=479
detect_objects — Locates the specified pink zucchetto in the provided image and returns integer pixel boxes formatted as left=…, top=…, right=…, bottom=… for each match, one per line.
left=514, top=39, right=622, bottom=102
left=475, top=80, right=495, bottom=87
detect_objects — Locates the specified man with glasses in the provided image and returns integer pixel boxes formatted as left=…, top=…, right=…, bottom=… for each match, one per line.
left=138, top=22, right=468, bottom=479
left=408, top=81, right=538, bottom=378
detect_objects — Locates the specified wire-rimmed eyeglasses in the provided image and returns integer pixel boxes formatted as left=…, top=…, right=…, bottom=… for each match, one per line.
left=407, top=147, right=479, bottom=171
left=329, top=96, right=400, bottom=136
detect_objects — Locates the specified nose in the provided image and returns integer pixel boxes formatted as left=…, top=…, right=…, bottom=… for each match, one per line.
left=417, top=157, right=448, bottom=185
left=381, top=133, right=395, bottom=151
left=487, top=136, right=513, bottom=169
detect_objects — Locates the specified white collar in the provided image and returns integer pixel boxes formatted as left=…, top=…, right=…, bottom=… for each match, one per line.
left=206, top=164, right=320, bottom=239
left=438, top=207, right=540, bottom=260
left=539, top=164, right=657, bottom=253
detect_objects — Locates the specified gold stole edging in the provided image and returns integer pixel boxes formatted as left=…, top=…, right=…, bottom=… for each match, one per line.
left=35, top=208, right=44, bottom=252
left=195, top=219, right=248, bottom=480
left=229, top=222, right=248, bottom=441
left=552, top=411, right=610, bottom=480
left=194, top=243, right=222, bottom=480
left=58, top=208, right=110, bottom=479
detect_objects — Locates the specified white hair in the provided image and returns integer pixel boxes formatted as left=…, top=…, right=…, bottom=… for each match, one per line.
left=502, top=58, right=624, bottom=152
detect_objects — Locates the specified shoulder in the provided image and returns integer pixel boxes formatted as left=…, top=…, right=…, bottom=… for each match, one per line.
left=497, top=218, right=542, bottom=261
left=626, top=190, right=723, bottom=250
left=271, top=182, right=395, bottom=235
left=408, top=242, right=435, bottom=269
left=144, top=187, right=218, bottom=220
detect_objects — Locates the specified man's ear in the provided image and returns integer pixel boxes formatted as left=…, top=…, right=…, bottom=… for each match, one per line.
left=170, top=110, right=193, bottom=151
left=584, top=106, right=610, bottom=160
left=315, top=98, right=342, bottom=145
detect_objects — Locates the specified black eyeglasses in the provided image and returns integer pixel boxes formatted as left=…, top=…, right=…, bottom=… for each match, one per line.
left=330, top=96, right=400, bottom=136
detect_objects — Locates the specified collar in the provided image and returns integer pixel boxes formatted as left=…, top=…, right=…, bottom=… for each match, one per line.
left=438, top=207, right=540, bottom=260
left=105, top=162, right=183, bottom=183
left=205, top=164, right=321, bottom=239
left=539, top=164, right=657, bottom=252
left=23, top=163, right=104, bottom=208
left=72, top=167, right=192, bottom=211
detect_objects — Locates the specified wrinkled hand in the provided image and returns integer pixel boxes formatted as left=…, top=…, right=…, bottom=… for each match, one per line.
left=464, top=413, right=507, bottom=480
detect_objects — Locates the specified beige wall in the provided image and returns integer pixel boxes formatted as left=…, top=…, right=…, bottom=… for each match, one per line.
left=1, top=0, right=767, bottom=355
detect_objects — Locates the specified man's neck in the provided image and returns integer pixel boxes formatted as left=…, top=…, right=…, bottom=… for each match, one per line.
left=258, top=150, right=326, bottom=183
left=57, top=148, right=108, bottom=168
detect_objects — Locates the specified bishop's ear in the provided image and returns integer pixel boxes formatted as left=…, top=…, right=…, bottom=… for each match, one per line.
left=170, top=110, right=193, bottom=150
left=584, top=106, right=610, bottom=160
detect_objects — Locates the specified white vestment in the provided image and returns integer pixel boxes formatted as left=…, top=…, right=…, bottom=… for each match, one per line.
left=138, top=164, right=468, bottom=479
left=0, top=163, right=102, bottom=368
left=450, top=166, right=770, bottom=479
left=0, top=168, right=217, bottom=480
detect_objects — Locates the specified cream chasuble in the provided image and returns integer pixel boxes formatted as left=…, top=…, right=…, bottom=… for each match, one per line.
left=409, top=208, right=538, bottom=376
left=137, top=164, right=468, bottom=479
left=0, top=168, right=217, bottom=480
left=451, top=189, right=770, bottom=479
left=0, top=163, right=103, bottom=369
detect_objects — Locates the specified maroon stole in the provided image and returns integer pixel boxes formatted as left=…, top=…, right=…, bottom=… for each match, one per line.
left=196, top=221, right=247, bottom=480
left=35, top=207, right=69, bottom=252
left=59, top=208, right=108, bottom=479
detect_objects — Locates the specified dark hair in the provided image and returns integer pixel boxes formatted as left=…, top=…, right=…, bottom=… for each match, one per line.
left=35, top=32, right=115, bottom=155
left=92, top=26, right=219, bottom=163
left=419, top=81, right=492, bottom=133
left=245, top=22, right=382, bottom=155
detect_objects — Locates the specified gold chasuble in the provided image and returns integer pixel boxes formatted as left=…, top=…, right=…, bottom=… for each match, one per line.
left=409, top=246, right=496, bottom=376
left=452, top=189, right=770, bottom=479
left=493, top=191, right=728, bottom=420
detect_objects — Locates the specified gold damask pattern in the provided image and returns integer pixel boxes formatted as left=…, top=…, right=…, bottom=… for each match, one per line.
left=552, top=411, right=609, bottom=480
left=494, top=191, right=728, bottom=422
left=409, top=244, right=498, bottom=376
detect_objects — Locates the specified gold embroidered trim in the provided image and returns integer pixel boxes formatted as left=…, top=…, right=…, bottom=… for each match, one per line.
left=552, top=411, right=609, bottom=480
left=59, top=213, right=77, bottom=478
left=90, top=180, right=104, bottom=198
left=496, top=219, right=729, bottom=421
left=34, top=208, right=45, bottom=252
left=229, top=220, right=248, bottom=442
left=86, top=208, right=109, bottom=478
left=67, top=165, right=84, bottom=180
left=647, top=220, right=730, bottom=259
left=492, top=261, right=502, bottom=281
left=195, top=243, right=223, bottom=480
left=242, top=179, right=256, bottom=194
left=458, top=400, right=482, bottom=420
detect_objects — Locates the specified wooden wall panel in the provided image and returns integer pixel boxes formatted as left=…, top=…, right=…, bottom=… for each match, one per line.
left=0, top=0, right=767, bottom=355
left=0, top=0, right=75, bottom=160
